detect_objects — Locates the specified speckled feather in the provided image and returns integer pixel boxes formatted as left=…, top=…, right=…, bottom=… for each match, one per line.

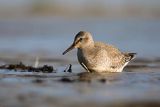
left=63, top=31, right=136, bottom=72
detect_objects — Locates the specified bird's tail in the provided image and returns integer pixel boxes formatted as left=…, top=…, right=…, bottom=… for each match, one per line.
left=124, top=53, right=137, bottom=62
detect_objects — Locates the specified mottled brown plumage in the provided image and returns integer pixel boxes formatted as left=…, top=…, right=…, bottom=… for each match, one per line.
left=63, top=31, right=136, bottom=72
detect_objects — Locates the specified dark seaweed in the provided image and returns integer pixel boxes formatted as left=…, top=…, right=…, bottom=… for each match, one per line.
left=0, top=62, right=55, bottom=73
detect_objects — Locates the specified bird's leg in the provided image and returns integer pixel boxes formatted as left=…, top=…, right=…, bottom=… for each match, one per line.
left=81, top=63, right=90, bottom=72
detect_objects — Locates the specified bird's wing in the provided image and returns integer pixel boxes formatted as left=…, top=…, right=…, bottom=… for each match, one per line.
left=100, top=43, right=125, bottom=68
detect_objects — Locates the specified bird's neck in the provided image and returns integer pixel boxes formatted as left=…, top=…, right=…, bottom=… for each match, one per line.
left=80, top=42, right=94, bottom=51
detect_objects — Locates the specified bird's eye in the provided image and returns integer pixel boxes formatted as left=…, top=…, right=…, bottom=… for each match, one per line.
left=79, top=38, right=83, bottom=42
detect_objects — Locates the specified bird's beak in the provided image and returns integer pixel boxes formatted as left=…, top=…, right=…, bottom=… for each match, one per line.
left=62, top=43, right=75, bottom=55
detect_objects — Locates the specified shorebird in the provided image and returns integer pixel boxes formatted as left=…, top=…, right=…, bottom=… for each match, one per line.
left=63, top=31, right=136, bottom=72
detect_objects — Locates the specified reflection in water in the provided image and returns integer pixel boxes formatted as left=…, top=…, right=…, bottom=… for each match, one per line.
left=77, top=72, right=120, bottom=83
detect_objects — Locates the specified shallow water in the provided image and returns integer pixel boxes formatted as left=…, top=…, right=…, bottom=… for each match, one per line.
left=0, top=18, right=160, bottom=107
left=0, top=62, right=160, bottom=107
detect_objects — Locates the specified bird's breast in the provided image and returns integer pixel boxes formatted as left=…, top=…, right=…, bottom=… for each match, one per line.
left=77, top=49, right=87, bottom=64
left=77, top=48, right=105, bottom=68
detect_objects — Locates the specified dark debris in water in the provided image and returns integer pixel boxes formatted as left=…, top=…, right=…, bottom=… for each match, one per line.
left=0, top=62, right=55, bottom=73
left=32, top=79, right=45, bottom=84
left=98, top=78, right=107, bottom=83
left=58, top=72, right=109, bottom=83
left=59, top=77, right=74, bottom=83
left=63, top=64, right=72, bottom=73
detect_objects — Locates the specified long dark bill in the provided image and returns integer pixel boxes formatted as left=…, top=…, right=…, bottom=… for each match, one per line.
left=62, top=44, right=75, bottom=55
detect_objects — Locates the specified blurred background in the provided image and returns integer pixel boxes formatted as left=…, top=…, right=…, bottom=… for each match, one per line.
left=0, top=1, right=160, bottom=107
left=0, top=0, right=160, bottom=65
